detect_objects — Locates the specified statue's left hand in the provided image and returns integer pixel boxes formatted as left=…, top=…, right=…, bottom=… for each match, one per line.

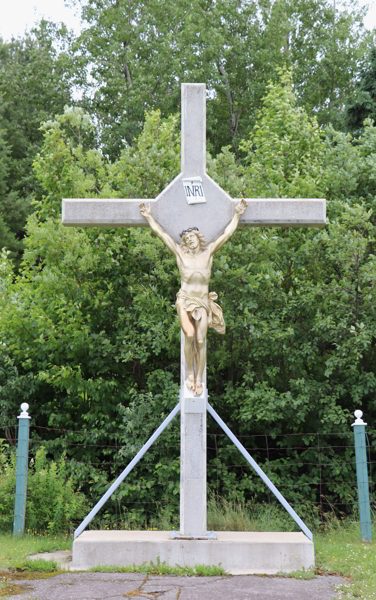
left=235, top=199, right=247, bottom=215
left=140, top=203, right=152, bottom=217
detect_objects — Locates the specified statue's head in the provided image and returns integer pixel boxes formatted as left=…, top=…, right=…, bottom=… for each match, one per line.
left=180, top=227, right=207, bottom=253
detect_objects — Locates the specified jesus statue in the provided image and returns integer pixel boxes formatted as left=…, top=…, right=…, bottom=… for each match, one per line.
left=140, top=199, right=247, bottom=397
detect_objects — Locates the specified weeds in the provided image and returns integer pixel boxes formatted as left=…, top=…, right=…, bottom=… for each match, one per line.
left=315, top=524, right=376, bottom=599
left=278, top=569, right=317, bottom=580
left=89, top=559, right=226, bottom=576
left=12, top=558, right=58, bottom=572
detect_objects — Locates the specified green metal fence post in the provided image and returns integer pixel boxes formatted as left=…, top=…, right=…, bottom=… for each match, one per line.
left=12, top=403, right=31, bottom=537
left=352, top=410, right=372, bottom=542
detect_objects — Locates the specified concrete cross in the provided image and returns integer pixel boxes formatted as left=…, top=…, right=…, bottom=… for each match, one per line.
left=62, top=83, right=326, bottom=541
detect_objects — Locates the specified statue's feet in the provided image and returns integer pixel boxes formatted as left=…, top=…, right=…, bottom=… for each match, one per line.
left=185, top=374, right=195, bottom=391
left=194, top=380, right=204, bottom=397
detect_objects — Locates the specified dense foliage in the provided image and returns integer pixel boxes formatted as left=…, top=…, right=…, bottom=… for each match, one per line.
left=1, top=69, right=376, bottom=526
left=0, top=22, right=78, bottom=260
left=345, top=47, right=376, bottom=134
left=0, top=0, right=373, bottom=256
left=69, top=0, right=371, bottom=156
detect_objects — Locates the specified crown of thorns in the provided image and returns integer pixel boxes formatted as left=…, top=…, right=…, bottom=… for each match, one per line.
left=180, top=227, right=199, bottom=238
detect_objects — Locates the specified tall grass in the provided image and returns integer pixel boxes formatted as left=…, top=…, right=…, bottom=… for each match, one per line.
left=207, top=495, right=321, bottom=532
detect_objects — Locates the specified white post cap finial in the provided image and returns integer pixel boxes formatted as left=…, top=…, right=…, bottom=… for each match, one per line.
left=18, top=403, right=31, bottom=419
left=352, top=409, right=367, bottom=426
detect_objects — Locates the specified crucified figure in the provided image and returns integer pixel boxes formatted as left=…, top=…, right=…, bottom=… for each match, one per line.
left=140, top=199, right=247, bottom=397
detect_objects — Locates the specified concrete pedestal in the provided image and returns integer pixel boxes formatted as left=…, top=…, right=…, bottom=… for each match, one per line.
left=72, top=530, right=314, bottom=574
left=179, top=331, right=209, bottom=538
left=180, top=391, right=207, bottom=537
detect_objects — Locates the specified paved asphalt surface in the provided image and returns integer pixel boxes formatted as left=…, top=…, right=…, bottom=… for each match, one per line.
left=6, top=571, right=348, bottom=600
left=5, top=550, right=347, bottom=600
left=6, top=549, right=348, bottom=600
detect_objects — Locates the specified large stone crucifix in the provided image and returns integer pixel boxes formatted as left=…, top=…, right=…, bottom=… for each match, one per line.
left=63, top=84, right=325, bottom=394
left=62, top=83, right=326, bottom=539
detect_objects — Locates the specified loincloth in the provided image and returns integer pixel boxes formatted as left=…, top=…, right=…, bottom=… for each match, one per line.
left=176, top=289, right=225, bottom=335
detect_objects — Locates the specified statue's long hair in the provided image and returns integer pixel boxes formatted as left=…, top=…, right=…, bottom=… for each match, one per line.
left=180, top=230, right=207, bottom=253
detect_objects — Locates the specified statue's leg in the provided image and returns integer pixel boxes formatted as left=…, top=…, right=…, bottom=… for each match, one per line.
left=180, top=309, right=195, bottom=390
left=194, top=311, right=208, bottom=397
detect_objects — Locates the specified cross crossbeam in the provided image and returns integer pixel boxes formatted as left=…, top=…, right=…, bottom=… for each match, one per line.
left=62, top=84, right=326, bottom=242
left=62, top=197, right=326, bottom=231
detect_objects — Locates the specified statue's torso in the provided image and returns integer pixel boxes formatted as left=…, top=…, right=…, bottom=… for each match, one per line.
left=177, top=248, right=212, bottom=299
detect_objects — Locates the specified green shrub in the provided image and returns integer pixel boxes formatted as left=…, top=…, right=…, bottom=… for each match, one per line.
left=26, top=447, right=87, bottom=534
left=0, top=443, right=87, bottom=534
left=0, top=440, right=16, bottom=531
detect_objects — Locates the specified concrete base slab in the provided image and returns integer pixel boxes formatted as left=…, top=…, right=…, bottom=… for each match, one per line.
left=28, top=550, right=73, bottom=570
left=72, top=530, right=314, bottom=574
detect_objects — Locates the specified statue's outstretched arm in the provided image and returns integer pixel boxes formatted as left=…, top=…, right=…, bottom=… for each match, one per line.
left=139, top=203, right=178, bottom=256
left=208, top=199, right=247, bottom=254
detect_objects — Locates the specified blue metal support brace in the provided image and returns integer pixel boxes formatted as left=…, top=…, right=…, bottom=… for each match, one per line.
left=74, top=402, right=180, bottom=539
left=207, top=402, right=313, bottom=541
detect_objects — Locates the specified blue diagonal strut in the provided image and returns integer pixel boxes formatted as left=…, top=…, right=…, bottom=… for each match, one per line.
left=207, top=402, right=313, bottom=541
left=74, top=402, right=181, bottom=539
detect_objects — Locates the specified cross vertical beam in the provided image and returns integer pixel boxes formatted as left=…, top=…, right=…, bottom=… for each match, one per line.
left=177, top=85, right=209, bottom=538
left=181, top=84, right=206, bottom=176
left=180, top=394, right=208, bottom=537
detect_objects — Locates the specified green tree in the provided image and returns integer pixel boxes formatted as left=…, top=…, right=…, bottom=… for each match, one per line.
left=345, top=47, right=376, bottom=134
left=282, top=0, right=371, bottom=128
left=0, top=107, right=182, bottom=519
left=240, top=69, right=325, bottom=200
left=69, top=0, right=371, bottom=158
left=0, top=21, right=79, bottom=257
left=72, top=0, right=277, bottom=156
left=0, top=131, right=23, bottom=255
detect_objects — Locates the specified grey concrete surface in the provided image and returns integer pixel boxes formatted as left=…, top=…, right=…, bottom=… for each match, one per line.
left=71, top=531, right=314, bottom=574
left=6, top=571, right=347, bottom=600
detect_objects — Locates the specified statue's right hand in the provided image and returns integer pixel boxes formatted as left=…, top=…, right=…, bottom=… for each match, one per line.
left=235, top=199, right=247, bottom=215
left=140, top=203, right=151, bottom=217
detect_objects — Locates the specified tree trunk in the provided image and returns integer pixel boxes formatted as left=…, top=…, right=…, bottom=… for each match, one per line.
left=123, top=41, right=132, bottom=88
left=217, top=63, right=238, bottom=136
